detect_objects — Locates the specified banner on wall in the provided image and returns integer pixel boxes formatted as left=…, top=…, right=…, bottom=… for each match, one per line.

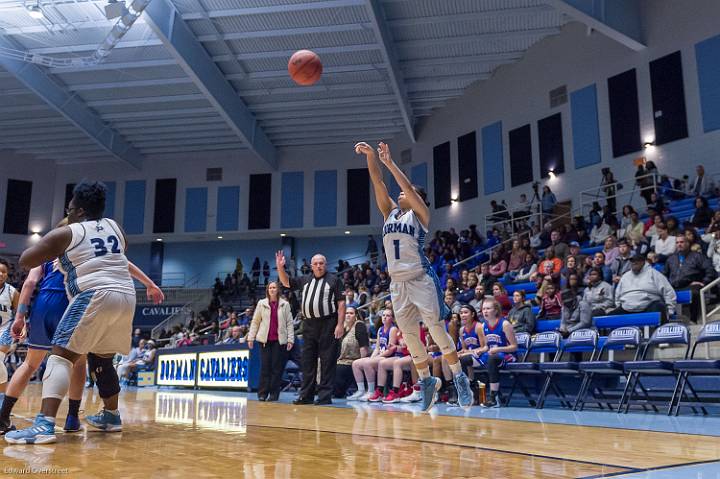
left=197, top=350, right=250, bottom=389
left=157, top=353, right=198, bottom=387
left=133, top=304, right=190, bottom=328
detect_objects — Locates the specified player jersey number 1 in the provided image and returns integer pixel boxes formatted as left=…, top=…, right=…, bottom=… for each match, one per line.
left=393, top=239, right=400, bottom=260
left=90, top=235, right=121, bottom=257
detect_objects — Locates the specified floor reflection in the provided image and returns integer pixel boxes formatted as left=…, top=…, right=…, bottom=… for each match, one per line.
left=155, top=391, right=247, bottom=433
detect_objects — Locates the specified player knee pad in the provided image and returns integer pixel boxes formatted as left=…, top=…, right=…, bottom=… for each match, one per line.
left=88, top=353, right=120, bottom=399
left=427, top=322, right=455, bottom=355
left=41, top=355, right=73, bottom=400
left=0, top=352, right=7, bottom=384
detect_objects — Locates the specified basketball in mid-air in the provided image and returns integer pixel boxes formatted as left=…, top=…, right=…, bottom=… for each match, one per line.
left=288, top=50, right=323, bottom=86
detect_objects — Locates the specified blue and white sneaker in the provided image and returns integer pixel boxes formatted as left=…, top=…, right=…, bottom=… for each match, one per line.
left=419, top=376, right=441, bottom=413
left=454, top=372, right=474, bottom=410
left=85, top=410, right=122, bottom=432
left=63, top=415, right=82, bottom=433
left=4, top=414, right=56, bottom=444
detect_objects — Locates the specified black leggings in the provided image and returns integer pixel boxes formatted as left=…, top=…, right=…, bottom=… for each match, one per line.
left=461, top=354, right=503, bottom=383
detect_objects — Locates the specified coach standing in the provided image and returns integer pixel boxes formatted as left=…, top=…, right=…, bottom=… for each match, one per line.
left=276, top=251, right=345, bottom=405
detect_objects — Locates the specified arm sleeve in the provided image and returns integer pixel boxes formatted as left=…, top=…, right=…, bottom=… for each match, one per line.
left=356, top=323, right=370, bottom=348
left=656, top=272, right=677, bottom=312
left=288, top=275, right=304, bottom=291
left=333, top=276, right=343, bottom=306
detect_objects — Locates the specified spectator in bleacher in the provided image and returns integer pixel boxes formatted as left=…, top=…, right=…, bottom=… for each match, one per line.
left=666, top=216, right=681, bottom=237
left=507, top=290, right=535, bottom=333
left=513, top=193, right=532, bottom=219
left=684, top=227, right=706, bottom=255
left=477, top=263, right=495, bottom=291
left=541, top=185, right=557, bottom=216
left=469, top=284, right=486, bottom=314
left=457, top=276, right=477, bottom=304
left=238, top=307, right=253, bottom=327
left=365, top=235, right=379, bottom=264
left=560, top=255, right=582, bottom=288
left=492, top=283, right=512, bottom=316
left=251, top=257, right=261, bottom=284
left=620, top=205, right=635, bottom=230
left=590, top=217, right=612, bottom=246
left=635, top=162, right=656, bottom=204
left=652, top=223, right=676, bottom=262
left=537, top=283, right=563, bottom=320
left=336, top=307, right=371, bottom=399
left=649, top=191, right=667, bottom=215
left=704, top=230, right=720, bottom=273
left=569, top=241, right=586, bottom=264
left=488, top=250, right=507, bottom=278
left=582, top=267, right=614, bottom=316
left=515, top=252, right=537, bottom=283
left=664, top=236, right=717, bottom=323
left=220, top=326, right=243, bottom=344
left=376, top=271, right=390, bottom=291
left=444, top=290, right=462, bottom=315
left=613, top=254, right=676, bottom=322
left=506, top=239, right=526, bottom=276
left=691, top=196, right=714, bottom=229
left=131, top=328, right=142, bottom=349
left=344, top=288, right=359, bottom=309
left=689, top=164, right=713, bottom=196
left=646, top=252, right=664, bottom=272
left=601, top=236, right=619, bottom=266
left=262, top=261, right=270, bottom=285
left=247, top=281, right=295, bottom=402
left=601, top=169, right=618, bottom=215
left=550, top=230, right=569, bottom=261
left=611, top=239, right=635, bottom=284
left=644, top=213, right=663, bottom=240
left=624, top=212, right=645, bottom=245
left=117, top=339, right=145, bottom=382
left=559, top=287, right=592, bottom=337
left=489, top=200, right=510, bottom=223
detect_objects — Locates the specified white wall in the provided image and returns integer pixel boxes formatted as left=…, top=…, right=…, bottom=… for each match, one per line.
left=0, top=151, right=57, bottom=254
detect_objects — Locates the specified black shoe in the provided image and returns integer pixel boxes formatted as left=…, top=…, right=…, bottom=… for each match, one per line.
left=480, top=392, right=501, bottom=408
left=267, top=394, right=279, bottom=402
left=0, top=419, right=15, bottom=436
left=293, top=397, right=314, bottom=405
left=314, top=398, right=332, bottom=405
left=258, top=396, right=267, bottom=402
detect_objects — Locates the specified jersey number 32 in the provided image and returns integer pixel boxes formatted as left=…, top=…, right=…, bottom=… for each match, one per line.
left=91, top=236, right=121, bottom=257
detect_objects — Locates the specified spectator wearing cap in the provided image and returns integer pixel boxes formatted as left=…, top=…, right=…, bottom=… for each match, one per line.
left=610, top=239, right=635, bottom=284
left=612, top=254, right=676, bottom=323
left=663, top=235, right=717, bottom=323
left=569, top=241, right=587, bottom=266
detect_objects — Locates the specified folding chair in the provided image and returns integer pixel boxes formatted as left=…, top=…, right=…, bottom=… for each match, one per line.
left=669, top=321, right=720, bottom=416
left=574, top=326, right=642, bottom=411
left=621, top=323, right=690, bottom=414
left=536, top=329, right=599, bottom=409
left=504, top=331, right=562, bottom=407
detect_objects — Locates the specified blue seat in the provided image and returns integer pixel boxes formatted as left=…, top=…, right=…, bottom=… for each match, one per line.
left=504, top=331, right=562, bottom=407
left=594, top=312, right=662, bottom=329
left=676, top=289, right=691, bottom=304
left=536, top=329, right=599, bottom=409
left=505, top=282, right=537, bottom=294
left=575, top=327, right=642, bottom=411
left=580, top=245, right=603, bottom=256
left=536, top=320, right=561, bottom=332
left=670, top=321, right=720, bottom=416
left=620, top=323, right=690, bottom=414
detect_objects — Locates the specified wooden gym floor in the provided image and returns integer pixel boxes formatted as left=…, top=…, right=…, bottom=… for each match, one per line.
left=2, top=385, right=720, bottom=478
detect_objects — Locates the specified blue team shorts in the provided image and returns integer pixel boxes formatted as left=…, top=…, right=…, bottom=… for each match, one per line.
left=27, top=291, right=69, bottom=351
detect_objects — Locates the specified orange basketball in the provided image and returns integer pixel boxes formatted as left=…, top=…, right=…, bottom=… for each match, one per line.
left=288, top=50, right=322, bottom=86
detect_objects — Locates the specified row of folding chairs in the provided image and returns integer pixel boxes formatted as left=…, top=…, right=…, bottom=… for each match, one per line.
left=494, top=321, right=720, bottom=415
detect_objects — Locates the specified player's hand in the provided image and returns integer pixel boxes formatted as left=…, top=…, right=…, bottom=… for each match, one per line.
left=11, top=316, right=26, bottom=340
left=147, top=284, right=165, bottom=305
left=287, top=342, right=294, bottom=351
left=247, top=340, right=254, bottom=349
left=275, top=250, right=286, bottom=269
left=376, top=142, right=394, bottom=167
left=488, top=347, right=500, bottom=356
left=334, top=324, right=344, bottom=339
left=354, top=142, right=375, bottom=156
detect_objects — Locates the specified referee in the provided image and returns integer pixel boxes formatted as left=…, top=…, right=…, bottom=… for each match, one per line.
left=276, top=251, right=345, bottom=405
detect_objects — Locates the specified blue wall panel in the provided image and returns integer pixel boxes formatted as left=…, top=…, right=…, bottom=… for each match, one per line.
left=123, top=180, right=145, bottom=235
left=104, top=181, right=116, bottom=220
left=571, top=84, right=602, bottom=169
left=385, top=170, right=401, bottom=201
left=696, top=34, right=720, bottom=133
left=184, top=187, right=208, bottom=232
left=314, top=170, right=337, bottom=227
left=410, top=163, right=428, bottom=192
left=216, top=186, right=240, bottom=231
left=481, top=121, right=504, bottom=194
left=281, top=172, right=304, bottom=229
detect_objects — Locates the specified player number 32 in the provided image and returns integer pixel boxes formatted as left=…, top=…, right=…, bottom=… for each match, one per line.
left=90, top=235, right=121, bottom=257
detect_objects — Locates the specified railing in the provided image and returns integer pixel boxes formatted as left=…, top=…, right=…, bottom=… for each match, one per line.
left=700, top=275, right=720, bottom=358
left=484, top=208, right=544, bottom=237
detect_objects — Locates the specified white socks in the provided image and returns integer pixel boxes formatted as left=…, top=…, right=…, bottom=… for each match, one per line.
left=449, top=361, right=462, bottom=376
left=367, top=382, right=375, bottom=392
left=355, top=382, right=366, bottom=393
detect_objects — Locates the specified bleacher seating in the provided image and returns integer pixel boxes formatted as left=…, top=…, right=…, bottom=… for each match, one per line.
left=670, top=321, right=720, bottom=415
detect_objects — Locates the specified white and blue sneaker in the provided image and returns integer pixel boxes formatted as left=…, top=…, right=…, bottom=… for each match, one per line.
left=454, top=372, right=474, bottom=410
left=63, top=415, right=82, bottom=433
left=4, top=414, right=56, bottom=444
left=86, top=410, right=122, bottom=432
left=419, top=376, right=441, bottom=413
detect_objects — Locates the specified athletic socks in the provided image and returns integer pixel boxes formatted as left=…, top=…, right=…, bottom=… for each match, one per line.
left=0, top=395, right=17, bottom=423
left=367, top=382, right=375, bottom=393
left=355, top=382, right=366, bottom=394
left=68, top=399, right=81, bottom=417
left=449, top=361, right=462, bottom=376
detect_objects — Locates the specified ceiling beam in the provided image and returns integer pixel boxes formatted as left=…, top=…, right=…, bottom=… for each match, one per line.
left=196, top=23, right=373, bottom=42
left=249, top=94, right=397, bottom=111
left=49, top=59, right=177, bottom=74
left=102, top=107, right=219, bottom=120
left=0, top=36, right=142, bottom=169
left=85, top=94, right=207, bottom=107
left=143, top=0, right=277, bottom=168
left=364, top=0, right=415, bottom=141
left=140, top=143, right=244, bottom=155
left=69, top=77, right=194, bottom=91
left=232, top=63, right=386, bottom=80
left=545, top=0, right=645, bottom=51
left=212, top=44, right=378, bottom=62
left=395, top=27, right=562, bottom=50
left=389, top=5, right=556, bottom=27
left=181, top=0, right=365, bottom=20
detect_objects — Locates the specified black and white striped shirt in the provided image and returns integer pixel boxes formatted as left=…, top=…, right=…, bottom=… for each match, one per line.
left=289, top=273, right=342, bottom=319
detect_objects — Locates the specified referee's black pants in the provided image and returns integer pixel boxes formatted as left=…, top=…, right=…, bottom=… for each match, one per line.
left=299, top=316, right=338, bottom=402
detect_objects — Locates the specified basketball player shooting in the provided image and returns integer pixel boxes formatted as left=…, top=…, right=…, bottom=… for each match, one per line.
left=354, top=141, right=474, bottom=411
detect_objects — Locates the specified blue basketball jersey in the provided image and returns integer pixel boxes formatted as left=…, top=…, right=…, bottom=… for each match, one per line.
left=483, top=318, right=509, bottom=349
left=39, top=261, right=66, bottom=294
left=377, top=325, right=392, bottom=351
left=458, top=323, right=480, bottom=350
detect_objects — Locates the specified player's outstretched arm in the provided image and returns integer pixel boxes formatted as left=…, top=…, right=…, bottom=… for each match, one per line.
left=19, top=226, right=72, bottom=271
left=377, top=142, right=430, bottom=229
left=354, top=141, right=396, bottom=219
left=128, top=261, right=165, bottom=305
left=11, top=266, right=41, bottom=339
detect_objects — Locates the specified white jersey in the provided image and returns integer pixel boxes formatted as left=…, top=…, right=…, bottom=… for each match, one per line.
left=0, top=283, right=17, bottom=327
left=59, top=218, right=135, bottom=298
left=382, top=207, right=430, bottom=281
